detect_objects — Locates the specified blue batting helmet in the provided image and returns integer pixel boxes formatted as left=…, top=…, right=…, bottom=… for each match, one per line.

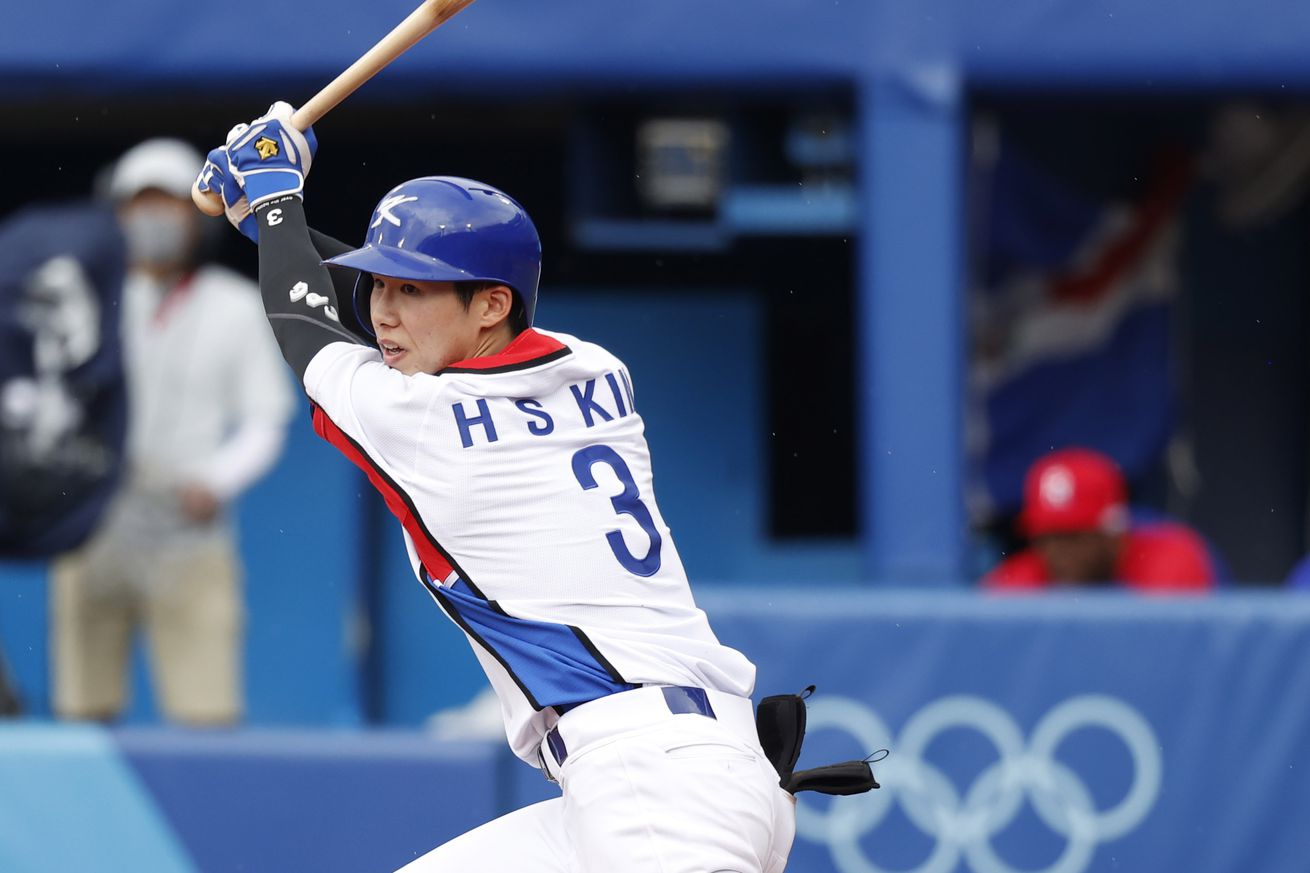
left=322, top=176, right=542, bottom=334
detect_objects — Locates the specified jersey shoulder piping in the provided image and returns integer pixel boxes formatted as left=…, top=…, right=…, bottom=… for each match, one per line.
left=439, top=329, right=572, bottom=375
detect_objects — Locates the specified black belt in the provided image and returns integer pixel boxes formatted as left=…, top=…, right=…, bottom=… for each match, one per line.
left=545, top=686, right=716, bottom=768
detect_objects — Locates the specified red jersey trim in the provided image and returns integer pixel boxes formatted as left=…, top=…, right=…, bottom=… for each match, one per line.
left=440, top=328, right=570, bottom=374
left=312, top=403, right=462, bottom=586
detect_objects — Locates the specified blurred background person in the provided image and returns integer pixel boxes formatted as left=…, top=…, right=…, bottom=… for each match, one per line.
left=982, top=447, right=1218, bottom=591
left=49, top=138, right=295, bottom=726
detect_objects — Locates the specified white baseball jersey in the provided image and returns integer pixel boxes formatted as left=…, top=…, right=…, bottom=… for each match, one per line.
left=301, top=327, right=756, bottom=763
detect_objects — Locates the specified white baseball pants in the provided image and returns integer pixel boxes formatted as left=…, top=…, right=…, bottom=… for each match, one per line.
left=398, top=687, right=795, bottom=873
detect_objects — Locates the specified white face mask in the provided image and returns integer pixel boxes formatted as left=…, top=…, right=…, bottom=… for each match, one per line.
left=121, top=207, right=194, bottom=268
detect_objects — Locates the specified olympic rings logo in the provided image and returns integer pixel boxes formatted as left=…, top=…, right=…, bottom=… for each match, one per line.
left=796, top=695, right=1162, bottom=873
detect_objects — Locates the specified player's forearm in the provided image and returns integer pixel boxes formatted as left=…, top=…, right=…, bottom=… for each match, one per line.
left=255, top=197, right=362, bottom=382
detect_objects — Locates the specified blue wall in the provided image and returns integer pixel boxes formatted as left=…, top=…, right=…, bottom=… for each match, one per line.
left=3, top=592, right=1308, bottom=873
left=702, top=590, right=1310, bottom=873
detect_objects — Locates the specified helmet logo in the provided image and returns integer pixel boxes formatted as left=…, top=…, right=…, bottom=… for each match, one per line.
left=254, top=136, right=280, bottom=159
left=1039, top=466, right=1075, bottom=508
left=371, top=195, right=420, bottom=229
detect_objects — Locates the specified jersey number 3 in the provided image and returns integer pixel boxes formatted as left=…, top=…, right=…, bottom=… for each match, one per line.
left=571, top=445, right=663, bottom=577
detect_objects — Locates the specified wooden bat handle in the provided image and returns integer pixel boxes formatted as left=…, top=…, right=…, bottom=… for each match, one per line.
left=192, top=0, right=477, bottom=215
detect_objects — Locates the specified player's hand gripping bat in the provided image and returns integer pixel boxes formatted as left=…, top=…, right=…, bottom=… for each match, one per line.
left=191, top=0, right=477, bottom=215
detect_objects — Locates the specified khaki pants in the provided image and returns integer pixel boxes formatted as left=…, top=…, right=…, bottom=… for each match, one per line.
left=51, top=532, right=244, bottom=725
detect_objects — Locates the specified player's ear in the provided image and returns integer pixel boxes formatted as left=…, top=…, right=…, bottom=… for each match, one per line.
left=478, top=284, right=514, bottom=329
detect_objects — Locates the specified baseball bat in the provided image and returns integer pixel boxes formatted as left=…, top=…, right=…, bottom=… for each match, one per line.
left=192, top=0, right=477, bottom=215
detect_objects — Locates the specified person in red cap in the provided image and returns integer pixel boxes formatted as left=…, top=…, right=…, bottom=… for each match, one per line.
left=982, top=448, right=1216, bottom=591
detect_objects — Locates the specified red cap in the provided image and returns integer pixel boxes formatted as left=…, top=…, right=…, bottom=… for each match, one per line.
left=1020, top=448, right=1128, bottom=537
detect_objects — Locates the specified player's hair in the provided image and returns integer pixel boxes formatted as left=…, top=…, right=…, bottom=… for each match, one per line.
left=455, top=281, right=529, bottom=336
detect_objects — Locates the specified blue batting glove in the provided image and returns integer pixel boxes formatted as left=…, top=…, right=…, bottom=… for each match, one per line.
left=196, top=147, right=258, bottom=242
left=224, top=101, right=318, bottom=210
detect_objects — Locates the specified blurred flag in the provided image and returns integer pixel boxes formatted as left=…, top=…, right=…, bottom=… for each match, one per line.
left=967, top=129, right=1193, bottom=522
left=0, top=202, right=127, bottom=557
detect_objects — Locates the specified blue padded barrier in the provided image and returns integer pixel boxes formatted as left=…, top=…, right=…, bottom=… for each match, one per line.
left=0, top=724, right=503, bottom=873
left=700, top=590, right=1310, bottom=873
left=2, top=591, right=1309, bottom=873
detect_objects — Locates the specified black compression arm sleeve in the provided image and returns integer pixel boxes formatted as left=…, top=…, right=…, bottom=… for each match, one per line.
left=256, top=197, right=365, bottom=383
left=309, top=228, right=373, bottom=341
left=309, top=227, right=352, bottom=259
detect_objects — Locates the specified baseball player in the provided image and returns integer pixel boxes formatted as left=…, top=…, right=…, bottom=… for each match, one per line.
left=983, top=447, right=1217, bottom=590
left=197, top=102, right=796, bottom=872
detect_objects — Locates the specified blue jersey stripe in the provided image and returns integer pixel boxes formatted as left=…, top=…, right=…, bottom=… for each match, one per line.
left=434, top=581, right=638, bottom=709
